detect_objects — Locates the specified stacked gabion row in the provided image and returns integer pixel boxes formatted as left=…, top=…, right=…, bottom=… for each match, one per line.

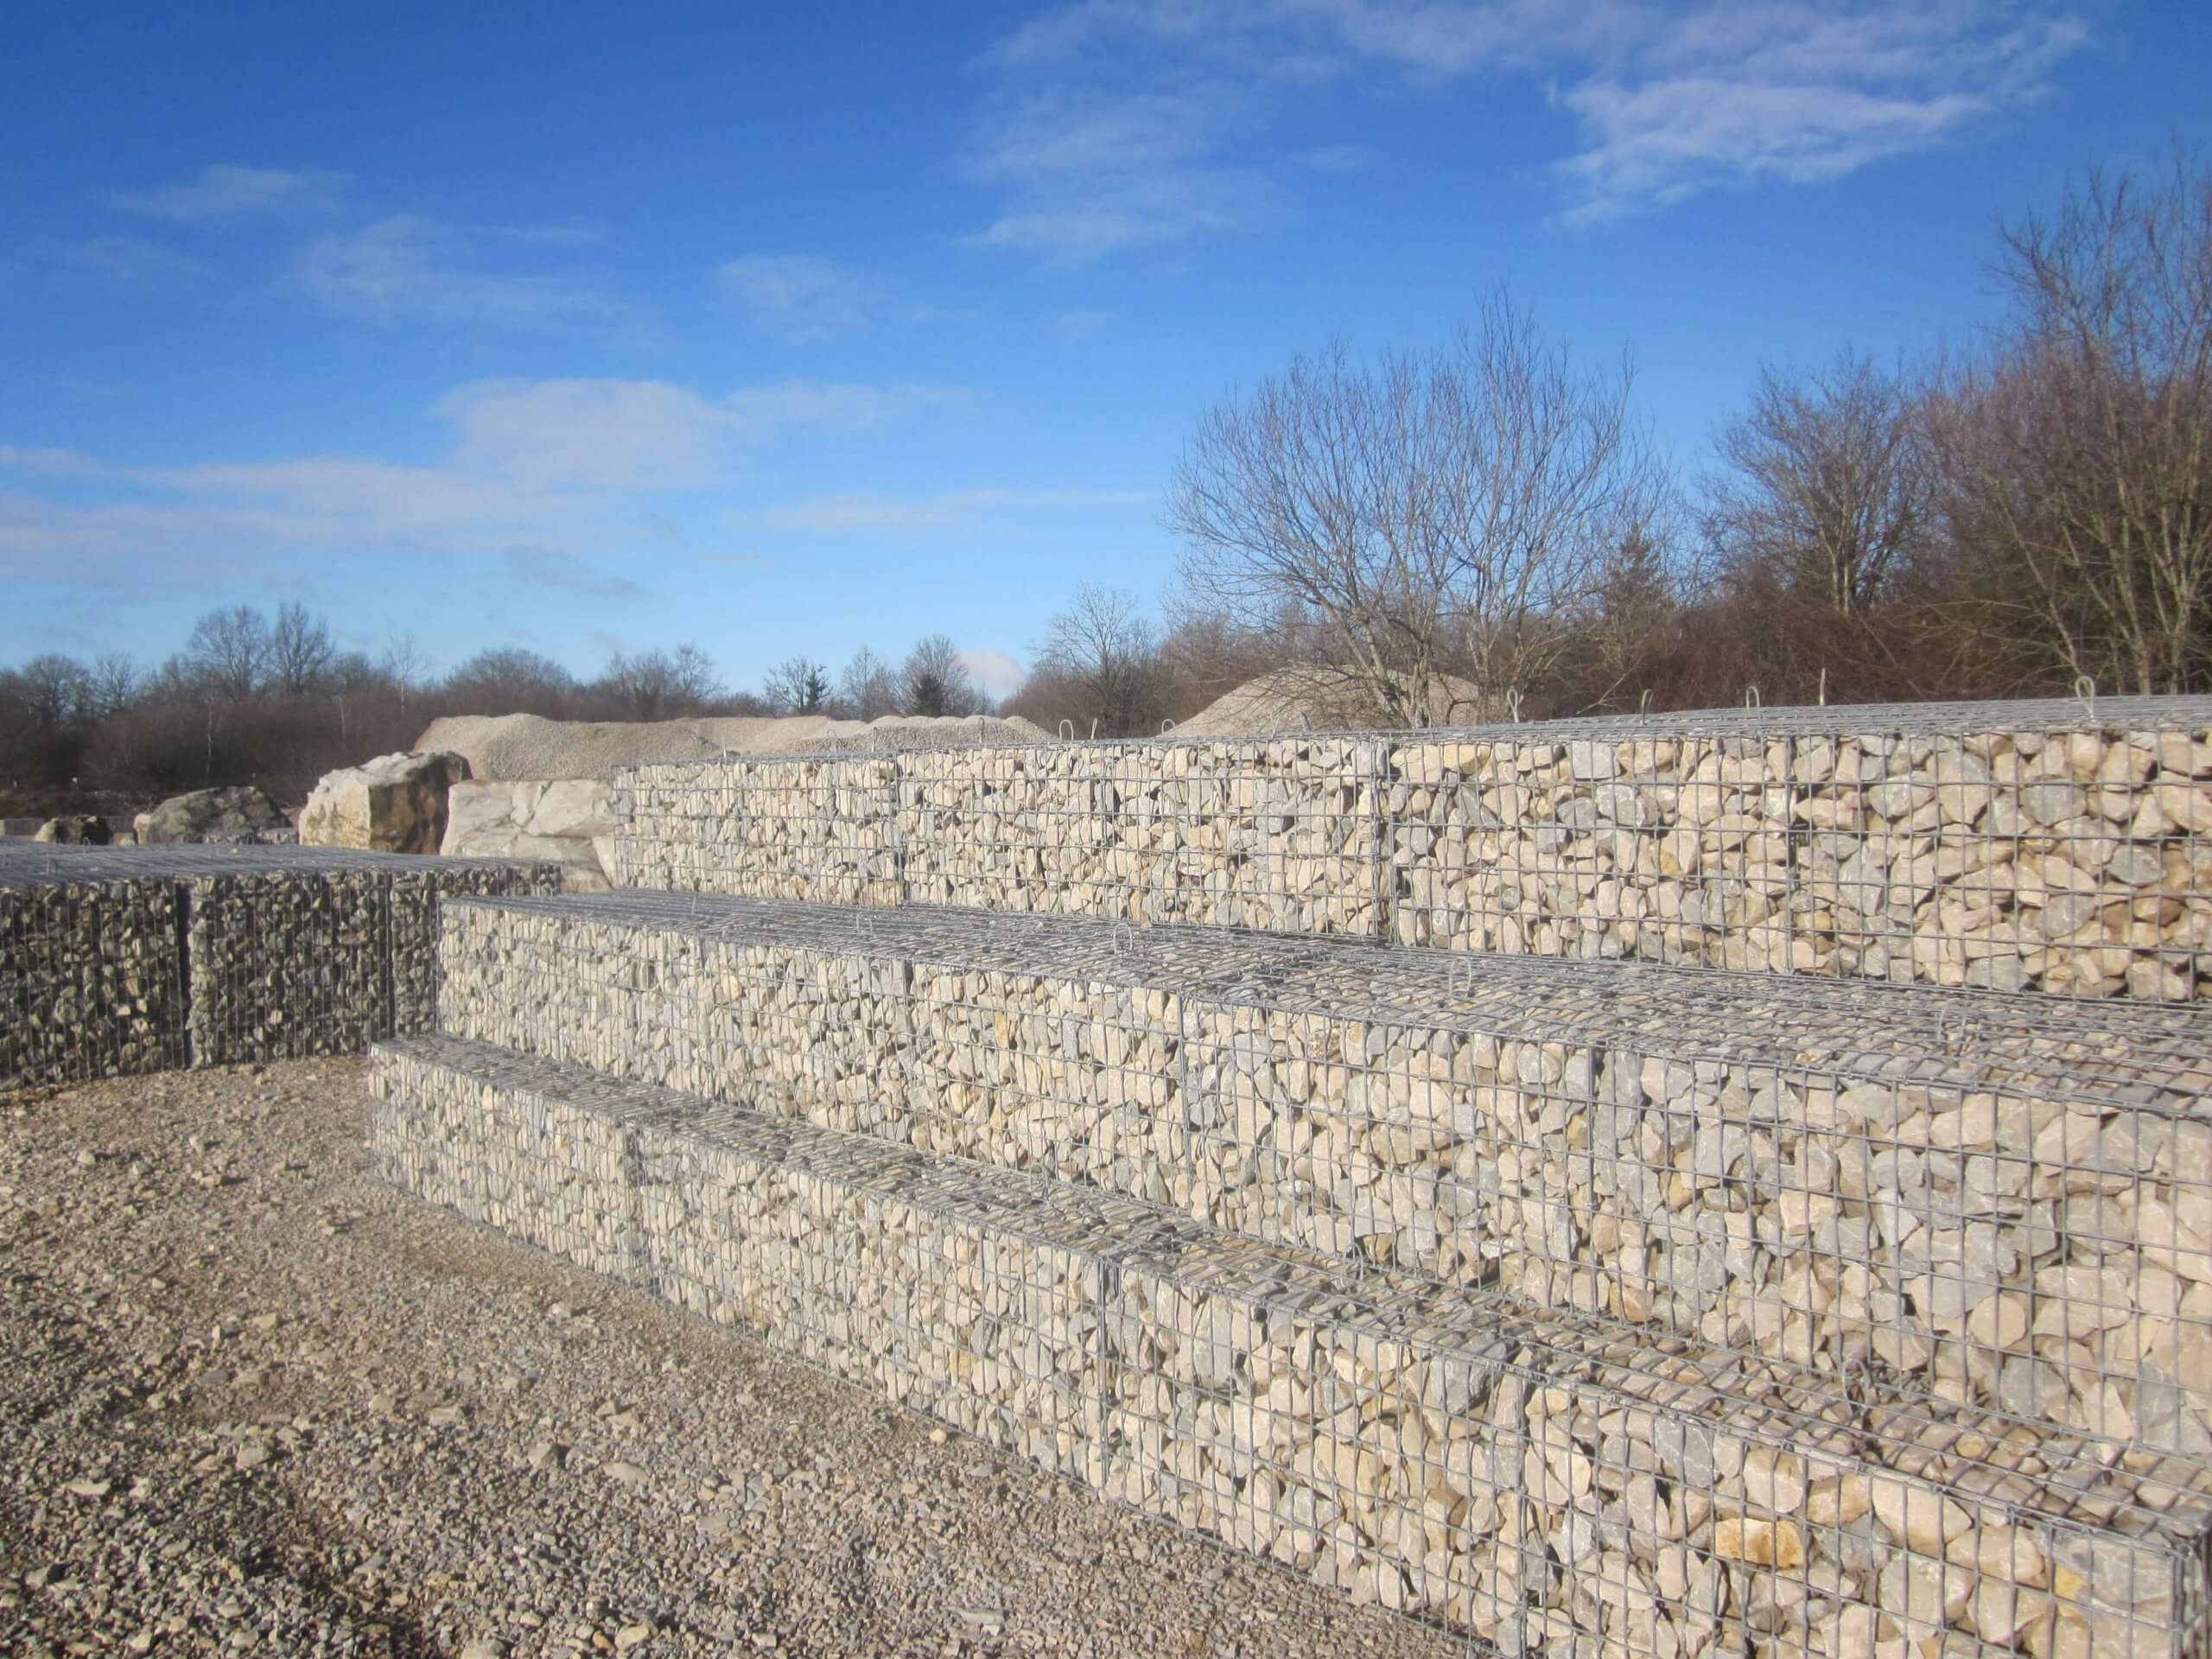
left=895, top=739, right=1388, bottom=934
left=389, top=860, right=566, bottom=1034
left=439, top=891, right=2212, bottom=1452
left=614, top=754, right=900, bottom=906
left=187, top=869, right=390, bottom=1065
left=371, top=1034, right=652, bottom=1277
left=612, top=738, right=1389, bottom=938
left=1388, top=725, right=2212, bottom=1000
left=374, top=1033, right=2212, bottom=1659
left=602, top=701, right=2212, bottom=999
left=0, top=876, right=182, bottom=1088
left=0, top=849, right=562, bottom=1088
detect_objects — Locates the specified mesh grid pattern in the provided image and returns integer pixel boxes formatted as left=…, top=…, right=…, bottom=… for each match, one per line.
left=605, top=700, right=2212, bottom=1001
left=437, top=890, right=2212, bottom=1452
left=374, top=1032, right=2212, bottom=1658
left=0, top=844, right=561, bottom=1086
left=0, top=876, right=186, bottom=1087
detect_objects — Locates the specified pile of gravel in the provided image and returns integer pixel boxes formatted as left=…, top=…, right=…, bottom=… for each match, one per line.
left=0, top=1060, right=1457, bottom=1658
left=418, top=715, right=1052, bottom=784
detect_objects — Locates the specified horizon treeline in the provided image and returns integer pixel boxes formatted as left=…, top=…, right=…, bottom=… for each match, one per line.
left=5, top=154, right=2209, bottom=810
left=0, top=614, right=1020, bottom=807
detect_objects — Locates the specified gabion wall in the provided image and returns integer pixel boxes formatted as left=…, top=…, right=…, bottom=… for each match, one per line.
left=440, top=891, right=2212, bottom=1452
left=0, top=846, right=560, bottom=1087
left=0, top=876, right=184, bottom=1088
left=608, top=697, right=2212, bottom=1000
left=374, top=1032, right=2212, bottom=1659
left=187, top=868, right=391, bottom=1065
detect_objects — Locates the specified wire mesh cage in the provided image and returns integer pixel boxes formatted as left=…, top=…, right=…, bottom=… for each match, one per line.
left=0, top=874, right=186, bottom=1088
left=376, top=1031, right=2212, bottom=1659
left=614, top=755, right=902, bottom=905
left=0, top=844, right=561, bottom=1086
left=438, top=889, right=2212, bottom=1457
left=601, top=696, right=2212, bottom=1001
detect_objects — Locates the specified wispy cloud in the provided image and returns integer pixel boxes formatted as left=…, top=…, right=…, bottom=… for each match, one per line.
left=0, top=374, right=968, bottom=587
left=60, top=235, right=222, bottom=296
left=500, top=543, right=645, bottom=599
left=293, top=214, right=613, bottom=325
left=968, top=0, right=2092, bottom=254
left=720, top=254, right=899, bottom=339
left=0, top=445, right=107, bottom=477
left=111, top=163, right=348, bottom=221
left=736, top=486, right=1152, bottom=535
left=1548, top=4, right=2090, bottom=222
left=963, top=51, right=1287, bottom=261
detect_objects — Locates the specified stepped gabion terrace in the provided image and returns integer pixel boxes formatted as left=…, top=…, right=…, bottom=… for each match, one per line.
left=20, top=695, right=2212, bottom=1654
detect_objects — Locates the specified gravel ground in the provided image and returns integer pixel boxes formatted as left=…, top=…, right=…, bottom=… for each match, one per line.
left=0, top=1060, right=1460, bottom=1659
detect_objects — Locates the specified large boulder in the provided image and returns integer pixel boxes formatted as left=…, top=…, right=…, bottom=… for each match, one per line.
left=298, top=750, right=471, bottom=855
left=135, top=785, right=289, bottom=845
left=442, top=778, right=617, bottom=890
left=34, top=814, right=111, bottom=844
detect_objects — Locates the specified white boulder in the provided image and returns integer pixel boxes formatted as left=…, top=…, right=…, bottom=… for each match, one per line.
left=298, top=750, right=471, bottom=855
left=441, top=778, right=616, bottom=889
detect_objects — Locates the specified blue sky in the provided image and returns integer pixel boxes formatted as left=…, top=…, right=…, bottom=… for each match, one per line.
left=3, top=1, right=2207, bottom=701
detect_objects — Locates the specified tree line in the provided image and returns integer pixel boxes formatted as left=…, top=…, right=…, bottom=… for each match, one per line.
left=5, top=156, right=2207, bottom=810
left=1016, top=154, right=2212, bottom=733
left=0, top=615, right=995, bottom=810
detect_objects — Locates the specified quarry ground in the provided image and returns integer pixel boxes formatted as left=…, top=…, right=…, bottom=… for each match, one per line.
left=0, top=1061, right=1456, bottom=1659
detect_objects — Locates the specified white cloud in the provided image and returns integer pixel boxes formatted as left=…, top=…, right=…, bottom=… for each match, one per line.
left=963, top=60, right=1287, bottom=260
left=0, top=445, right=108, bottom=477
left=0, top=375, right=968, bottom=586
left=111, top=164, right=347, bottom=221
left=61, top=235, right=222, bottom=296
left=721, top=381, right=971, bottom=439
left=438, top=379, right=744, bottom=493
left=736, top=486, right=1152, bottom=536
left=720, top=254, right=893, bottom=338
left=293, top=215, right=613, bottom=325
left=968, top=0, right=2092, bottom=251
left=957, top=647, right=1027, bottom=701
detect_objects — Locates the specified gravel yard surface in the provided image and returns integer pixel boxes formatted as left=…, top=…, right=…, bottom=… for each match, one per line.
left=0, top=1060, right=1456, bottom=1659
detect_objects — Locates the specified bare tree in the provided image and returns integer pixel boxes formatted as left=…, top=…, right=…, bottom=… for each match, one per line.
left=1032, top=585, right=1160, bottom=734
left=1703, top=348, right=1929, bottom=614
left=444, top=647, right=578, bottom=717
left=598, top=643, right=726, bottom=719
left=268, top=601, right=337, bottom=696
left=764, top=656, right=834, bottom=715
left=16, top=654, right=94, bottom=728
left=379, top=632, right=432, bottom=718
left=900, top=633, right=981, bottom=717
left=1168, top=289, right=1668, bottom=725
left=1924, top=154, right=2212, bottom=695
left=838, top=647, right=900, bottom=721
left=183, top=605, right=270, bottom=702
left=89, top=653, right=140, bottom=717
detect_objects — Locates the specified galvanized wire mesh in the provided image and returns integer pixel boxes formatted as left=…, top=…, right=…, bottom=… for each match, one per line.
left=0, top=845, right=561, bottom=1087
left=376, top=1031, right=2212, bottom=1659
left=438, top=890, right=2212, bottom=1454
left=607, top=703, right=2212, bottom=1001
left=0, top=876, right=187, bottom=1088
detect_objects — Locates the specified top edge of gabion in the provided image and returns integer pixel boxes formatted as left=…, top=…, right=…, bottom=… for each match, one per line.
left=441, top=890, right=2212, bottom=1113
left=610, top=693, right=2212, bottom=775
left=0, top=844, right=563, bottom=887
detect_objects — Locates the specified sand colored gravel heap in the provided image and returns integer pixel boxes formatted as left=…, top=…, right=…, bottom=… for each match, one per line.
left=417, top=711, right=1051, bottom=782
